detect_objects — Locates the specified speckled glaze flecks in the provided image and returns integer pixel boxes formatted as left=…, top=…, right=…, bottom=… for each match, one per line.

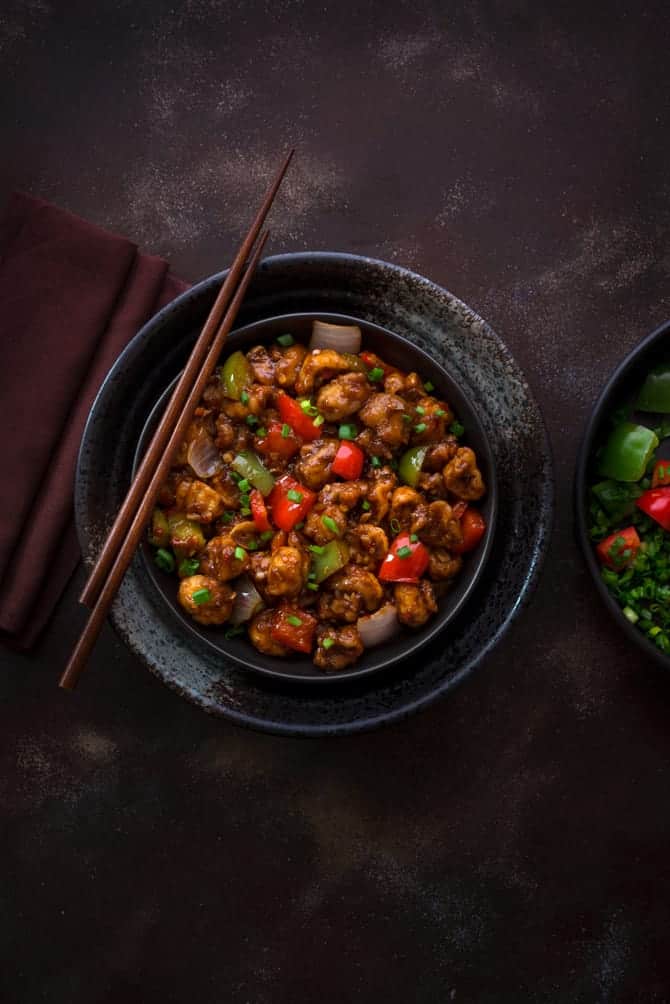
left=75, top=253, right=554, bottom=735
left=575, top=317, right=670, bottom=669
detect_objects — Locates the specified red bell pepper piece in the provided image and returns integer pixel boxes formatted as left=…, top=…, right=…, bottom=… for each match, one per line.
left=270, top=606, right=317, bottom=653
left=596, top=526, right=641, bottom=570
left=452, top=507, right=486, bottom=554
left=250, top=489, right=272, bottom=532
left=378, top=532, right=430, bottom=582
left=652, top=460, right=670, bottom=488
left=331, top=441, right=365, bottom=480
left=267, top=474, right=316, bottom=531
left=636, top=488, right=670, bottom=531
left=256, top=419, right=301, bottom=460
left=277, top=392, right=321, bottom=442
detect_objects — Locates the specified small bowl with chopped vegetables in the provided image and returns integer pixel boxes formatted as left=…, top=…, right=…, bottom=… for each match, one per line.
left=577, top=318, right=670, bottom=664
left=135, top=312, right=498, bottom=683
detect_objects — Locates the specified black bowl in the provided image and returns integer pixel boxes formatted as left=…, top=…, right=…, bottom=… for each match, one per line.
left=575, top=317, right=670, bottom=667
left=135, top=312, right=498, bottom=684
left=76, top=252, right=552, bottom=734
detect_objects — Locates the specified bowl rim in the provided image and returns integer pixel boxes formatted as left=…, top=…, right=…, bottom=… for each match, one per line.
left=575, top=316, right=670, bottom=668
left=135, top=309, right=499, bottom=685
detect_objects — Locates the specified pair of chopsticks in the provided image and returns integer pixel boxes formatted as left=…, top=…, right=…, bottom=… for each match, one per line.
left=59, top=149, right=295, bottom=691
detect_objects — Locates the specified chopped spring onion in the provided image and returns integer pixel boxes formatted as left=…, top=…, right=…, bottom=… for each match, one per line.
left=389, top=518, right=401, bottom=535
left=368, top=367, right=384, bottom=382
left=154, top=548, right=175, bottom=573
left=178, top=557, right=200, bottom=576
left=240, top=390, right=249, bottom=405
left=260, top=530, right=274, bottom=542
left=287, top=489, right=303, bottom=503
left=435, top=409, right=446, bottom=417
left=313, top=414, right=325, bottom=427
left=450, top=421, right=464, bottom=437
left=286, top=615, right=303, bottom=627
left=371, top=456, right=381, bottom=468
left=192, top=588, right=211, bottom=605
left=362, top=500, right=371, bottom=511
left=416, top=405, right=425, bottom=415
left=237, top=478, right=250, bottom=492
left=281, top=423, right=291, bottom=438
left=225, top=625, right=246, bottom=639
left=245, top=414, right=258, bottom=427
left=234, top=546, right=246, bottom=561
left=277, top=333, right=294, bottom=347
left=424, top=380, right=434, bottom=392
left=322, top=637, right=335, bottom=649
left=322, top=515, right=340, bottom=535
left=414, top=422, right=427, bottom=434
left=307, top=582, right=319, bottom=591
left=309, top=544, right=325, bottom=555
left=339, top=423, right=357, bottom=440
left=623, top=606, right=639, bottom=623
left=396, top=545, right=412, bottom=558
left=410, top=533, right=419, bottom=543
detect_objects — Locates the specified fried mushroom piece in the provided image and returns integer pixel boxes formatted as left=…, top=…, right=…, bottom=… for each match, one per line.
left=221, top=383, right=272, bottom=420
left=428, top=550, right=463, bottom=582
left=214, top=414, right=235, bottom=451
left=295, top=348, right=355, bottom=395
left=423, top=437, right=459, bottom=472
left=417, top=472, right=448, bottom=500
left=247, top=551, right=272, bottom=599
left=200, top=534, right=249, bottom=581
left=358, top=393, right=410, bottom=448
left=317, top=565, right=384, bottom=623
left=316, top=372, right=371, bottom=421
left=389, top=487, right=425, bottom=531
left=293, top=438, right=339, bottom=490
left=318, top=481, right=362, bottom=511
left=209, top=470, right=240, bottom=510
left=249, top=609, right=289, bottom=656
left=384, top=370, right=425, bottom=400
left=272, top=343, right=308, bottom=390
left=443, top=447, right=486, bottom=501
left=346, top=524, right=389, bottom=569
left=303, top=505, right=347, bottom=545
left=266, top=546, right=308, bottom=599
left=314, top=625, right=364, bottom=672
left=365, top=466, right=397, bottom=522
left=414, top=500, right=464, bottom=550
left=175, top=479, right=225, bottom=523
left=178, top=575, right=234, bottom=625
left=246, top=344, right=276, bottom=385
left=394, top=581, right=438, bottom=628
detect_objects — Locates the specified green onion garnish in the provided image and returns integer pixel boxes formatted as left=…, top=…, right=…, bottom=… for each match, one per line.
left=416, top=405, right=425, bottom=415
left=309, top=544, right=325, bottom=555
left=307, top=582, right=319, bottom=591
left=225, top=625, right=245, bottom=639
left=300, top=399, right=312, bottom=413
left=390, top=518, right=401, bottom=535
left=396, top=545, right=412, bottom=558
left=234, top=546, right=246, bottom=560
left=362, top=500, right=371, bottom=511
left=308, top=570, right=317, bottom=580
left=322, top=515, right=339, bottom=535
left=322, top=637, right=335, bottom=649
left=237, top=478, right=250, bottom=492
left=371, top=456, right=381, bottom=468
left=424, top=380, right=434, bottom=392
left=178, top=557, right=199, bottom=576
left=450, top=421, right=464, bottom=437
left=239, top=494, right=250, bottom=507
left=240, top=390, right=249, bottom=405
left=295, top=521, right=305, bottom=530
left=410, top=533, right=419, bottom=543
left=277, top=333, right=294, bottom=347
left=256, top=427, right=267, bottom=438
left=313, top=414, right=325, bottom=427
left=435, top=409, right=446, bottom=418
left=260, top=530, right=274, bottom=542
left=368, top=366, right=384, bottom=382
left=402, top=414, right=411, bottom=423
left=247, top=539, right=258, bottom=551
left=154, top=548, right=175, bottom=573
left=339, top=423, right=357, bottom=440
left=192, top=588, right=211, bottom=605
left=245, top=414, right=258, bottom=427
left=414, top=422, right=427, bottom=434
left=286, top=614, right=303, bottom=627
left=281, top=423, right=291, bottom=438
left=287, top=489, right=303, bottom=503
left=240, top=507, right=251, bottom=516
left=222, top=511, right=234, bottom=523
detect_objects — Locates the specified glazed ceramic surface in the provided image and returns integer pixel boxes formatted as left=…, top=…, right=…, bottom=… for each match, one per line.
left=76, top=253, right=553, bottom=734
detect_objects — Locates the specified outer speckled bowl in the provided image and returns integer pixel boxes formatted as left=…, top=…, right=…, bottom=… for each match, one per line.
left=576, top=318, right=670, bottom=668
left=134, top=312, right=498, bottom=685
left=76, top=252, right=553, bottom=735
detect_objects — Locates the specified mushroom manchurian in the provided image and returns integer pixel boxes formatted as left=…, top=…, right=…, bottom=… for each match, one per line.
left=149, top=321, right=488, bottom=672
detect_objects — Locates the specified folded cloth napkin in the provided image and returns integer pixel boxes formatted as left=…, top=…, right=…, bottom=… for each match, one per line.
left=0, top=192, right=189, bottom=650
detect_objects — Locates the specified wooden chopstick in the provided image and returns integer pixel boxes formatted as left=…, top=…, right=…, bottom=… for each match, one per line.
left=59, top=229, right=270, bottom=691
left=79, top=147, right=294, bottom=610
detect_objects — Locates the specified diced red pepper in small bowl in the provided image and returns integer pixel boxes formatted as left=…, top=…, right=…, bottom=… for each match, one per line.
left=452, top=507, right=486, bottom=554
left=636, top=488, right=670, bottom=531
left=270, top=606, right=317, bottom=653
left=331, top=441, right=365, bottom=480
left=378, top=532, right=430, bottom=582
left=256, top=419, right=301, bottom=460
left=268, top=474, right=316, bottom=531
left=651, top=460, right=670, bottom=488
left=277, top=392, right=322, bottom=441
left=596, top=526, right=641, bottom=570
left=250, top=489, right=272, bottom=532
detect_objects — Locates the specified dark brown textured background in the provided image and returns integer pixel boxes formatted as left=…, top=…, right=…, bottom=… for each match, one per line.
left=3, top=2, right=670, bottom=1001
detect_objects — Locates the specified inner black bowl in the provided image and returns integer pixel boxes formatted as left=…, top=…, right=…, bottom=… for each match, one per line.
left=575, top=317, right=670, bottom=668
left=134, top=311, right=498, bottom=684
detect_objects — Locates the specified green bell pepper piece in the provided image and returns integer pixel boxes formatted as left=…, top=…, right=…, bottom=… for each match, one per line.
left=598, top=422, right=659, bottom=482
left=231, top=450, right=275, bottom=497
left=637, top=364, right=670, bottom=413
left=167, top=513, right=205, bottom=559
left=310, top=539, right=349, bottom=584
left=398, top=445, right=428, bottom=487
left=148, top=508, right=170, bottom=547
left=220, top=350, right=251, bottom=401
left=592, top=480, right=642, bottom=520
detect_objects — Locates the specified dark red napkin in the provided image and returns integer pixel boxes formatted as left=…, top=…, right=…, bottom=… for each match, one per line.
left=0, top=192, right=189, bottom=649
